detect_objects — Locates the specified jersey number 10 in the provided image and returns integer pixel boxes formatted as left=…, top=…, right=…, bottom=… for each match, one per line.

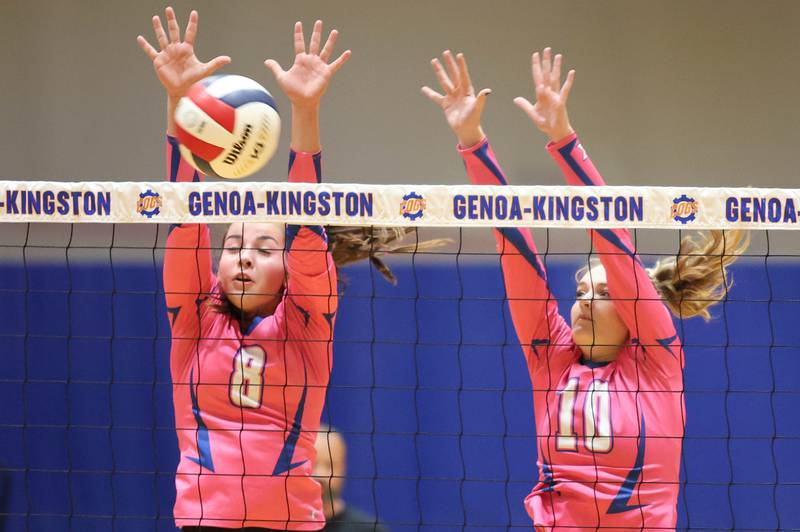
left=555, top=377, right=613, bottom=453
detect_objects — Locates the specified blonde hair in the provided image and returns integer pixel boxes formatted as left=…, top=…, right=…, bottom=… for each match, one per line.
left=326, top=226, right=449, bottom=285
left=577, top=230, right=750, bottom=320
left=648, top=229, right=750, bottom=320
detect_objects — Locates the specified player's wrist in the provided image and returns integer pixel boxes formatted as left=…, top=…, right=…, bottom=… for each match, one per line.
left=291, top=101, right=322, bottom=115
left=456, top=126, right=485, bottom=150
left=548, top=124, right=575, bottom=144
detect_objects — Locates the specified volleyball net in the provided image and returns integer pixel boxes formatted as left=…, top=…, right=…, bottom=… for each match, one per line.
left=1, top=180, right=798, bottom=531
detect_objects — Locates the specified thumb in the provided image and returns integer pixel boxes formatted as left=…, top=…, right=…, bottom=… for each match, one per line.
left=263, top=59, right=285, bottom=79
left=202, top=55, right=231, bottom=77
left=514, top=96, right=534, bottom=118
left=474, top=88, right=492, bottom=115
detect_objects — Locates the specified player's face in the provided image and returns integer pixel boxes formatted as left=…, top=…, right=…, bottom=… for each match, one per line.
left=218, top=223, right=287, bottom=317
left=570, top=265, right=629, bottom=361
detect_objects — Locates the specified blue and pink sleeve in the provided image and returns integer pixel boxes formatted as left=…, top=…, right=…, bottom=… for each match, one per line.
left=283, top=151, right=338, bottom=343
left=459, top=139, right=572, bottom=370
left=547, top=134, right=682, bottom=373
left=163, top=136, right=214, bottom=338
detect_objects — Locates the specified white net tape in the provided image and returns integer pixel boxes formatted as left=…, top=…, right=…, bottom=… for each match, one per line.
left=1, top=180, right=799, bottom=229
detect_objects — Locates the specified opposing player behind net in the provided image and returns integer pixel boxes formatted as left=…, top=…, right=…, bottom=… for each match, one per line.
left=138, top=8, right=439, bottom=531
left=423, top=48, right=748, bottom=531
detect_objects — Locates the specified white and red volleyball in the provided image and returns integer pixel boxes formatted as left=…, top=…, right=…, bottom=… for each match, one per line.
left=174, top=75, right=280, bottom=179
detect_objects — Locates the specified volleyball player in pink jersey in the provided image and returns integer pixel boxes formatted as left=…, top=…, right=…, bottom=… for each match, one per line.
left=423, top=50, right=748, bottom=530
left=138, top=9, right=348, bottom=530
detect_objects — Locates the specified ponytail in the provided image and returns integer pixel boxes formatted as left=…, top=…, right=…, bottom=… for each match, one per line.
left=648, top=230, right=750, bottom=320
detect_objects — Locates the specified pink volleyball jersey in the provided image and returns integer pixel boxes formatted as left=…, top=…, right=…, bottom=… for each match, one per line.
left=163, top=136, right=337, bottom=529
left=459, top=135, right=685, bottom=531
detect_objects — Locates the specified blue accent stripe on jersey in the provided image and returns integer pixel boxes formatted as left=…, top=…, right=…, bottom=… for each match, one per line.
left=498, top=228, right=547, bottom=282
left=168, top=136, right=181, bottom=183
left=187, top=368, right=215, bottom=472
left=472, top=142, right=508, bottom=185
left=166, top=305, right=181, bottom=327
left=285, top=224, right=300, bottom=251
left=288, top=150, right=297, bottom=173
left=243, top=315, right=264, bottom=336
left=272, top=367, right=309, bottom=475
left=219, top=89, right=278, bottom=111
left=607, top=416, right=647, bottom=514
left=595, top=229, right=639, bottom=262
left=312, top=152, right=322, bottom=183
left=530, top=338, right=550, bottom=360
left=167, top=224, right=184, bottom=236
left=323, top=311, right=336, bottom=329
left=540, top=459, right=558, bottom=493
left=286, top=225, right=328, bottom=251
left=557, top=138, right=596, bottom=186
left=306, top=225, right=328, bottom=243
left=292, top=301, right=311, bottom=327
left=657, top=334, right=679, bottom=358
left=191, top=155, right=219, bottom=179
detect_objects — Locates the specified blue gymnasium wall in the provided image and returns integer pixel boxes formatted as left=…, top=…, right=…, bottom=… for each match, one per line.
left=0, top=258, right=798, bottom=531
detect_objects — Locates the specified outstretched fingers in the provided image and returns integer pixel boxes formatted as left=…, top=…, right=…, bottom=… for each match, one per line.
left=328, top=49, right=351, bottom=74
left=531, top=51, right=543, bottom=89
left=456, top=53, right=475, bottom=94
left=203, top=55, right=232, bottom=77
left=152, top=15, right=169, bottom=50
left=541, top=47, right=552, bottom=86
left=293, top=21, right=305, bottom=55
left=431, top=57, right=455, bottom=94
left=421, top=86, right=445, bottom=106
left=514, top=96, right=541, bottom=124
left=560, top=69, right=576, bottom=101
left=137, top=35, right=158, bottom=60
left=319, top=28, right=338, bottom=62
left=264, top=58, right=286, bottom=79
left=551, top=53, right=562, bottom=91
left=165, top=7, right=181, bottom=44
left=308, top=20, right=323, bottom=55
left=442, top=50, right=461, bottom=91
left=184, top=10, right=198, bottom=46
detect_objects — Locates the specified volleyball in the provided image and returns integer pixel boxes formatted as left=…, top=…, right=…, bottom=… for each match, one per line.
left=174, top=74, right=280, bottom=179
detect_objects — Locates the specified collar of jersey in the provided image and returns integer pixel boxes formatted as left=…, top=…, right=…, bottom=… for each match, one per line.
left=580, top=358, right=611, bottom=368
left=242, top=315, right=265, bottom=336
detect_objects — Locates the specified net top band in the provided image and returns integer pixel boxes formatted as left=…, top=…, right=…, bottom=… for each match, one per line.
left=1, top=180, right=799, bottom=230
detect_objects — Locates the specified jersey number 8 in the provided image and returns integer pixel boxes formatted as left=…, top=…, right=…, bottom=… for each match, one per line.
left=229, top=346, right=267, bottom=409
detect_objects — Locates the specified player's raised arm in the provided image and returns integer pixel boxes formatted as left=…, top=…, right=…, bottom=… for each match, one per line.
left=138, top=7, right=229, bottom=331
left=423, top=51, right=572, bottom=369
left=513, top=48, right=575, bottom=145
left=137, top=7, right=230, bottom=137
left=263, top=20, right=348, bottom=336
left=264, top=19, right=351, bottom=155
left=519, top=48, right=680, bottom=373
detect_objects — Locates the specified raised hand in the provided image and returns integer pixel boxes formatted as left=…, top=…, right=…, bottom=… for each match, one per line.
left=137, top=7, right=231, bottom=100
left=422, top=51, right=491, bottom=148
left=514, top=48, right=575, bottom=143
left=264, top=20, right=351, bottom=111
